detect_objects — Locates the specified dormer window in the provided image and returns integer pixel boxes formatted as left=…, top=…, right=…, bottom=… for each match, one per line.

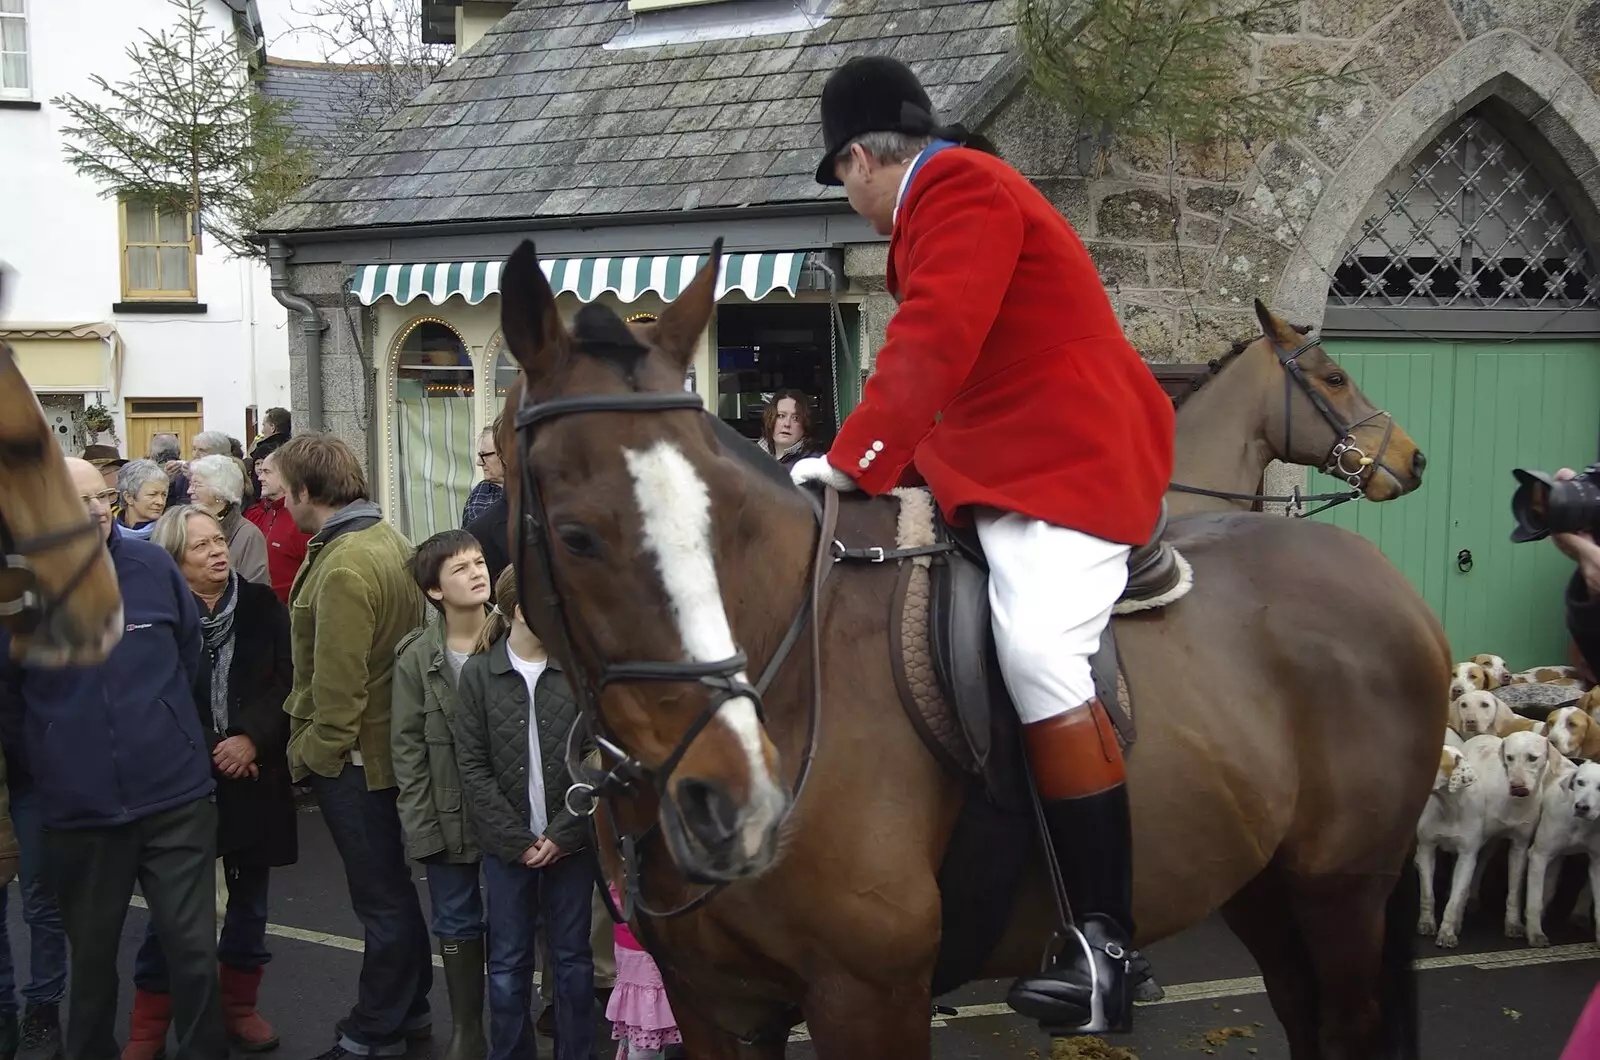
left=607, top=0, right=833, bottom=49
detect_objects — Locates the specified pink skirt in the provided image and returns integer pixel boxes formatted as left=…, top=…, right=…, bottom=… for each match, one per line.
left=607, top=946, right=681, bottom=1052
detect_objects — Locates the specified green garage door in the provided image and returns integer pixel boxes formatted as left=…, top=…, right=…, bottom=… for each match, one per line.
left=1316, top=339, right=1600, bottom=669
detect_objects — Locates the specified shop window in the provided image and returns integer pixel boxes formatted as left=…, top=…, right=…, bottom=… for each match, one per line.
left=494, top=347, right=520, bottom=408
left=394, top=320, right=475, bottom=541
left=715, top=303, right=857, bottom=453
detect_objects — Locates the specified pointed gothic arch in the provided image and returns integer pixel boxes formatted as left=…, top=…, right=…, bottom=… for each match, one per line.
left=1276, top=30, right=1600, bottom=331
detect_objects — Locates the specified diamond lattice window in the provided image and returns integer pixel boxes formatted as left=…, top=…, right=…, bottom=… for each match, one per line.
left=1330, top=115, right=1600, bottom=309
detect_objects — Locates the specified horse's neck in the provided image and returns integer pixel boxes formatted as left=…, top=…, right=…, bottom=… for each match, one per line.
left=1170, top=363, right=1277, bottom=515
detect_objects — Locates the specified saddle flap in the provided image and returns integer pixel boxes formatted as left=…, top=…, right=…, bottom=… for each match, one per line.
left=928, top=540, right=995, bottom=768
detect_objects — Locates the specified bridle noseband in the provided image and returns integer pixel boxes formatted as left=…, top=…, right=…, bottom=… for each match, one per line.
left=0, top=438, right=108, bottom=639
left=1170, top=332, right=1397, bottom=517
left=512, top=389, right=825, bottom=921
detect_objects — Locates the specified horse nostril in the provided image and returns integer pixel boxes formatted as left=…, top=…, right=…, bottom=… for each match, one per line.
left=676, top=777, right=741, bottom=850
left=1413, top=451, right=1428, bottom=477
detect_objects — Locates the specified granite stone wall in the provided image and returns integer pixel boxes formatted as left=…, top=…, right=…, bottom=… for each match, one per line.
left=846, top=0, right=1600, bottom=368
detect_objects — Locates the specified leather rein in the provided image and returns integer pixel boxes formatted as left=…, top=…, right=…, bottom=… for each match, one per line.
left=512, top=389, right=835, bottom=922
left=1168, top=332, right=1396, bottom=518
left=0, top=435, right=106, bottom=637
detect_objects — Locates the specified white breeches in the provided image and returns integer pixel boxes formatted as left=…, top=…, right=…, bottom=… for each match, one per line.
left=975, top=510, right=1131, bottom=725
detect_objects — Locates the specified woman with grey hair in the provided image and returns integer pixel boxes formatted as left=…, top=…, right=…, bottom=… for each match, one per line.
left=137, top=506, right=295, bottom=1053
left=116, top=459, right=170, bottom=540
left=191, top=431, right=233, bottom=459
left=187, top=455, right=269, bottom=586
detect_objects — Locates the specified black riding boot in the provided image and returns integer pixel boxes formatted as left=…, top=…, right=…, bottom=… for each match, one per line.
left=1006, top=703, right=1136, bottom=1035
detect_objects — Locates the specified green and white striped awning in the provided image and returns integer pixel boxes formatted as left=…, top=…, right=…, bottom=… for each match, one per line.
left=349, top=252, right=807, bottom=307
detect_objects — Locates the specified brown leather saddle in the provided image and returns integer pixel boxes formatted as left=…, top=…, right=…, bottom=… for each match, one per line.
left=836, top=495, right=1188, bottom=811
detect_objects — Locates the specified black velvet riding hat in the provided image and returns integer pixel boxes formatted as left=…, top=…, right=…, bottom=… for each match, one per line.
left=814, top=55, right=995, bottom=186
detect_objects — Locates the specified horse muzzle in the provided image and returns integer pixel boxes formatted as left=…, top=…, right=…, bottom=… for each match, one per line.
left=6, top=601, right=122, bottom=668
left=662, top=774, right=789, bottom=883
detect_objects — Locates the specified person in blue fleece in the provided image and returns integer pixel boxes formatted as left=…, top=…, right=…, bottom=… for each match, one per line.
left=0, top=458, right=225, bottom=1060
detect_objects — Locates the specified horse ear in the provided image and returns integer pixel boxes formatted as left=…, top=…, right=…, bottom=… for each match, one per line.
left=653, top=239, right=723, bottom=370
left=1253, top=299, right=1303, bottom=347
left=501, top=241, right=566, bottom=378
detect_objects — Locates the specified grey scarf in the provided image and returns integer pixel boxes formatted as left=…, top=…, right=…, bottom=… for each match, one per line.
left=199, top=572, right=240, bottom=734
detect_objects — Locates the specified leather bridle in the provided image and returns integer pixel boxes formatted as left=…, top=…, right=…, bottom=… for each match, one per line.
left=0, top=436, right=106, bottom=639
left=512, top=389, right=830, bottom=921
left=1169, top=332, right=1397, bottom=517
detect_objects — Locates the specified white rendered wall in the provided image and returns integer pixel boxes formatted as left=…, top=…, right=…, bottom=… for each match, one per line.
left=0, top=0, right=290, bottom=449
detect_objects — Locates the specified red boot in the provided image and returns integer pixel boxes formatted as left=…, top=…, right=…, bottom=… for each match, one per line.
left=120, top=990, right=170, bottom=1060
left=219, top=965, right=280, bottom=1052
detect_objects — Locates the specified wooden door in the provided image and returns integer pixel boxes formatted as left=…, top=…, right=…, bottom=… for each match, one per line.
left=1317, top=340, right=1600, bottom=669
left=124, top=398, right=203, bottom=460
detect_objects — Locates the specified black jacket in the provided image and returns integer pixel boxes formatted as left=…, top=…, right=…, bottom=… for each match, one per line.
left=1568, top=571, right=1600, bottom=681
left=198, top=579, right=298, bottom=867
left=466, top=497, right=511, bottom=585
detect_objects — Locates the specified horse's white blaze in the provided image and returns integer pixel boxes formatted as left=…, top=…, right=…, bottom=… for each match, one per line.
left=624, top=441, right=781, bottom=838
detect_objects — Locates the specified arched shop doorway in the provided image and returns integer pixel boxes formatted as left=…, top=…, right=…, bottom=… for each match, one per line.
left=392, top=319, right=477, bottom=541
left=715, top=302, right=861, bottom=447
left=1316, top=106, right=1600, bottom=668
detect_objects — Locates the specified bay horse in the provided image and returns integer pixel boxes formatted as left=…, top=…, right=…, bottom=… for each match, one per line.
left=1168, top=328, right=1427, bottom=517
left=499, top=242, right=1447, bottom=1060
left=0, top=325, right=124, bottom=665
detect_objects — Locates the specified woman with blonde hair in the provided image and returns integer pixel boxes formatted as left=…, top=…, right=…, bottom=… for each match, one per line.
left=187, top=454, right=269, bottom=586
left=132, top=505, right=295, bottom=1055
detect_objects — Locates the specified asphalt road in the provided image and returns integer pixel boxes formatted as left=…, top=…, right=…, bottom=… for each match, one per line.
left=21, top=803, right=1597, bottom=1060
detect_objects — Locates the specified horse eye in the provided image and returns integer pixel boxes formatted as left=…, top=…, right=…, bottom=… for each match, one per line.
left=1326, top=373, right=1346, bottom=387
left=556, top=524, right=602, bottom=559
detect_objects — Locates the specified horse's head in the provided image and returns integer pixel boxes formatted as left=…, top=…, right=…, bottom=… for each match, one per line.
left=1245, top=300, right=1426, bottom=502
left=500, top=239, right=791, bottom=883
left=0, top=340, right=124, bottom=666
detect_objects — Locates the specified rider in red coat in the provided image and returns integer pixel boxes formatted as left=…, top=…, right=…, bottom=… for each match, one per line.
left=791, top=57, right=1175, bottom=1036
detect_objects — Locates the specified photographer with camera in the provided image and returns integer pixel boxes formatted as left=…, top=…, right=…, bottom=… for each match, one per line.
left=1549, top=468, right=1600, bottom=680
left=1511, top=465, right=1600, bottom=681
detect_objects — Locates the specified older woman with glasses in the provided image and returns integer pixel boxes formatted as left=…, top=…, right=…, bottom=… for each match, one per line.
left=115, top=459, right=170, bottom=540
left=134, top=505, right=296, bottom=1056
left=461, top=424, right=506, bottom=527
left=187, top=455, right=269, bottom=587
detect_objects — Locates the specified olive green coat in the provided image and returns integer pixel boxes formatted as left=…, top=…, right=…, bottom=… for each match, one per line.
left=391, top=620, right=479, bottom=863
left=284, top=508, right=425, bottom=791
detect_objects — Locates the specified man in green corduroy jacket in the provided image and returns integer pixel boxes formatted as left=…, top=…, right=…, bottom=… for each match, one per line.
left=276, top=433, right=432, bottom=1060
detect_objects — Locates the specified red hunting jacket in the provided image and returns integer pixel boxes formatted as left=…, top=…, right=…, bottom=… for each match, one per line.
left=243, top=496, right=310, bottom=606
left=826, top=147, right=1175, bottom=547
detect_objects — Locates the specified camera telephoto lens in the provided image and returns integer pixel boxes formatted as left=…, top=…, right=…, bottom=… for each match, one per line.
left=1511, top=466, right=1600, bottom=543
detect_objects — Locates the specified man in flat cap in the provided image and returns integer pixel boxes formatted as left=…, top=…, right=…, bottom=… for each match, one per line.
left=791, top=55, right=1176, bottom=1035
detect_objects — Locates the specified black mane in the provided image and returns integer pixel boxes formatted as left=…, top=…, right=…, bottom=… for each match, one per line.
left=1189, top=323, right=1313, bottom=394
left=572, top=303, right=649, bottom=382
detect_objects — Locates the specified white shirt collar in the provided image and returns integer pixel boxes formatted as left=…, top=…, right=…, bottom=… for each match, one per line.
left=892, top=143, right=936, bottom=226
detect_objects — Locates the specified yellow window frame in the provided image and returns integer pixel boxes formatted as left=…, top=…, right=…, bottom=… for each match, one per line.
left=118, top=199, right=197, bottom=302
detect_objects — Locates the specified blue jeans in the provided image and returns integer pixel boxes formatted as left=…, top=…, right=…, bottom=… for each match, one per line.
left=423, top=860, right=484, bottom=940
left=133, top=860, right=271, bottom=991
left=0, top=791, right=67, bottom=1012
left=483, top=852, right=594, bottom=1060
left=311, top=766, right=432, bottom=1057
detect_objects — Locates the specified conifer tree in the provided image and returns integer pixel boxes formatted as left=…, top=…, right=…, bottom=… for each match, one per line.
left=51, top=0, right=313, bottom=260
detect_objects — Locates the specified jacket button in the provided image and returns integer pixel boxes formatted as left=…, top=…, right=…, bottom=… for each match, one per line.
left=872, top=441, right=884, bottom=451
left=858, top=458, right=870, bottom=470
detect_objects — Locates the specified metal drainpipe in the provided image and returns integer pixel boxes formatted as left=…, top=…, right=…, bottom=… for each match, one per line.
left=266, top=238, right=328, bottom=432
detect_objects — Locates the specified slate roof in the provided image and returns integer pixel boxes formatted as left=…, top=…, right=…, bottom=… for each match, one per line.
left=262, top=59, right=389, bottom=155
left=264, top=0, right=1020, bottom=234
